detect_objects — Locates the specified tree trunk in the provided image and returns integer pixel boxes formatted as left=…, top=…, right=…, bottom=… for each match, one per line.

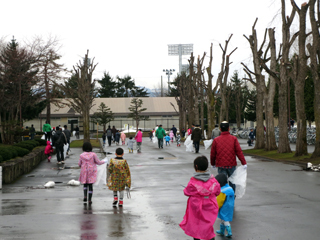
left=83, top=109, right=90, bottom=143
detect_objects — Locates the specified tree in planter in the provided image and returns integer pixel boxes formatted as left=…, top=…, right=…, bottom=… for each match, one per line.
left=127, top=98, right=147, bottom=131
left=91, top=102, right=114, bottom=132
left=56, top=50, right=97, bottom=143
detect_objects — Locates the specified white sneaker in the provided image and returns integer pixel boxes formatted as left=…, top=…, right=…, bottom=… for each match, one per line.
left=61, top=161, right=65, bottom=164
left=57, top=162, right=62, bottom=165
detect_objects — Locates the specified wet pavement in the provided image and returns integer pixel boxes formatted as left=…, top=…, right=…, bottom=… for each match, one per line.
left=0, top=137, right=320, bottom=240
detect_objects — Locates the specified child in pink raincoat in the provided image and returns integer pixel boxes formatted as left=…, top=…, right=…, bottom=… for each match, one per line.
left=180, top=155, right=221, bottom=240
left=78, top=142, right=107, bottom=205
left=120, top=131, right=126, bottom=145
left=169, top=130, right=174, bottom=143
left=44, top=141, right=53, bottom=162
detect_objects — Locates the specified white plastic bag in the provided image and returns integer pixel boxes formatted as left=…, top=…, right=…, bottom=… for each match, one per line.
left=41, top=135, right=45, bottom=140
left=203, top=139, right=213, bottom=150
left=72, top=131, right=76, bottom=137
left=63, top=143, right=69, bottom=157
left=229, top=167, right=247, bottom=198
left=184, top=135, right=193, bottom=152
left=152, top=137, right=157, bottom=144
left=94, top=159, right=107, bottom=187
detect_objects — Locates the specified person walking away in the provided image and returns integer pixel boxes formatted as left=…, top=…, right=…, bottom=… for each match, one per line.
left=248, top=128, right=255, bottom=146
left=43, top=121, right=52, bottom=141
left=52, top=126, right=67, bottom=164
left=135, top=129, right=143, bottom=153
left=169, top=130, right=174, bottom=143
left=180, top=156, right=220, bottom=240
left=102, top=131, right=106, bottom=147
left=75, top=125, right=80, bottom=139
left=63, top=125, right=71, bottom=156
left=127, top=137, right=135, bottom=153
left=215, top=173, right=235, bottom=238
left=106, top=126, right=112, bottom=146
left=191, top=125, right=202, bottom=153
left=211, top=124, right=221, bottom=140
left=111, top=126, right=117, bottom=143
left=290, top=118, right=295, bottom=128
left=115, top=130, right=121, bottom=145
left=155, top=124, right=166, bottom=149
left=79, top=142, right=107, bottom=205
left=148, top=130, right=153, bottom=141
left=44, top=141, right=53, bottom=162
left=108, top=148, right=131, bottom=208
left=120, top=131, right=126, bottom=145
left=165, top=134, right=171, bottom=146
left=30, top=124, right=36, bottom=140
left=210, top=121, right=247, bottom=193
left=176, top=132, right=181, bottom=147
left=181, top=128, right=186, bottom=138
left=171, top=125, right=177, bottom=138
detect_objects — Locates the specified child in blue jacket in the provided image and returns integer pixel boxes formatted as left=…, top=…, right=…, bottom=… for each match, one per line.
left=215, top=173, right=235, bottom=238
left=164, top=134, right=171, bottom=146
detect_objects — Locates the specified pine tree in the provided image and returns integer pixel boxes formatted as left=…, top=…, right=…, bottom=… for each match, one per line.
left=97, top=72, right=117, bottom=98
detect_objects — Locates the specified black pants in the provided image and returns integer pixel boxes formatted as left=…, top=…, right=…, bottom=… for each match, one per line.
left=107, top=136, right=112, bottom=146
left=194, top=141, right=200, bottom=153
left=158, top=138, right=163, bottom=148
left=56, top=145, right=64, bottom=162
left=45, top=132, right=51, bottom=142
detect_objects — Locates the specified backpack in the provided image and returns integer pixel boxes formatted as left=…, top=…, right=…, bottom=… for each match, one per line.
left=55, top=132, right=66, bottom=146
left=106, top=129, right=112, bottom=137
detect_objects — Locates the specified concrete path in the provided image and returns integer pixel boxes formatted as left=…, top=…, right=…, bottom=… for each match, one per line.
left=0, top=137, right=319, bottom=239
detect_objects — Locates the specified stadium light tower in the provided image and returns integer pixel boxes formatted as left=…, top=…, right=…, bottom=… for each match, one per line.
left=168, top=44, right=193, bottom=73
left=163, top=69, right=175, bottom=93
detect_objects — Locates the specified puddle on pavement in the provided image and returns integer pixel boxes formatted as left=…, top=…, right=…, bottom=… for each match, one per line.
left=0, top=200, right=30, bottom=215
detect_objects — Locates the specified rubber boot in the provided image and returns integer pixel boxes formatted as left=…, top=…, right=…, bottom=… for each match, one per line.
left=225, top=225, right=232, bottom=237
left=216, top=223, right=225, bottom=235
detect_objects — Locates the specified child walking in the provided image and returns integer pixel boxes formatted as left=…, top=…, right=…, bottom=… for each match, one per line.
left=107, top=148, right=131, bottom=207
left=44, top=141, right=53, bottom=162
left=120, top=131, right=126, bottom=145
left=102, top=131, right=106, bottom=147
left=127, top=137, right=135, bottom=153
left=165, top=134, right=171, bottom=146
left=176, top=132, right=181, bottom=147
left=180, top=156, right=220, bottom=240
left=169, top=130, right=174, bottom=143
left=78, top=142, right=107, bottom=205
left=215, top=173, right=235, bottom=238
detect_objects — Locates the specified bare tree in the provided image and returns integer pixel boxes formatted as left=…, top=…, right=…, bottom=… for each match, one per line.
left=56, top=50, right=97, bottom=143
left=217, top=35, right=237, bottom=123
left=290, top=0, right=309, bottom=156
left=307, top=0, right=320, bottom=158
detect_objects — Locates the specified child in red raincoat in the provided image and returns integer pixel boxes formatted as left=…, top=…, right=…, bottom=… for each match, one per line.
left=44, top=141, right=53, bottom=162
left=180, top=156, right=221, bottom=240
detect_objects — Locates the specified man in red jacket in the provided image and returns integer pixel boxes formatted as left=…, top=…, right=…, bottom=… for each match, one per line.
left=210, top=121, right=247, bottom=193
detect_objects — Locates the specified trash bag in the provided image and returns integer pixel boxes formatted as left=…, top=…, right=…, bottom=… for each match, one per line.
left=94, top=158, right=108, bottom=187
left=203, top=139, right=213, bottom=150
left=229, top=167, right=247, bottom=199
left=152, top=137, right=157, bottom=144
left=72, top=131, right=76, bottom=137
left=184, top=135, right=192, bottom=145
left=41, top=135, right=45, bottom=140
left=63, top=143, right=69, bottom=158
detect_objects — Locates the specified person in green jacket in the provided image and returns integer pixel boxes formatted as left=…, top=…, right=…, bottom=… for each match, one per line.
left=155, top=124, right=166, bottom=149
left=43, top=121, right=52, bottom=142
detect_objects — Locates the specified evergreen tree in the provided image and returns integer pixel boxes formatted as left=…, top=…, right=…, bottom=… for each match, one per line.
left=116, top=75, right=149, bottom=97
left=244, top=89, right=257, bottom=122
left=91, top=102, right=114, bottom=132
left=97, top=72, right=117, bottom=98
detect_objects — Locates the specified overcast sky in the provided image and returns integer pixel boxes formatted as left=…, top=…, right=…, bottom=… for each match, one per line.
left=1, top=0, right=307, bottom=90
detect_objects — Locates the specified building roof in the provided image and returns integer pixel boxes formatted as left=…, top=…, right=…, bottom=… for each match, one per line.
left=40, top=97, right=179, bottom=117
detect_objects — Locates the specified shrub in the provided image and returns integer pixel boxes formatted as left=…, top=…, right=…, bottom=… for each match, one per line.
left=0, top=155, right=3, bottom=162
left=34, top=138, right=47, bottom=146
left=0, top=147, right=13, bottom=161
left=10, top=146, right=30, bottom=157
left=13, top=143, right=34, bottom=151
left=22, top=140, right=38, bottom=148
left=27, top=140, right=40, bottom=146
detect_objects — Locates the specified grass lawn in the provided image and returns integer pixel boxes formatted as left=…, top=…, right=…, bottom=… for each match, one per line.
left=70, top=139, right=101, bottom=148
left=242, top=149, right=320, bottom=165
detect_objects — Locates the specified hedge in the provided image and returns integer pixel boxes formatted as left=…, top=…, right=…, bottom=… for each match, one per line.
left=13, top=143, right=34, bottom=151
left=34, top=138, right=47, bottom=146
left=0, top=147, right=13, bottom=162
left=10, top=146, right=30, bottom=157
